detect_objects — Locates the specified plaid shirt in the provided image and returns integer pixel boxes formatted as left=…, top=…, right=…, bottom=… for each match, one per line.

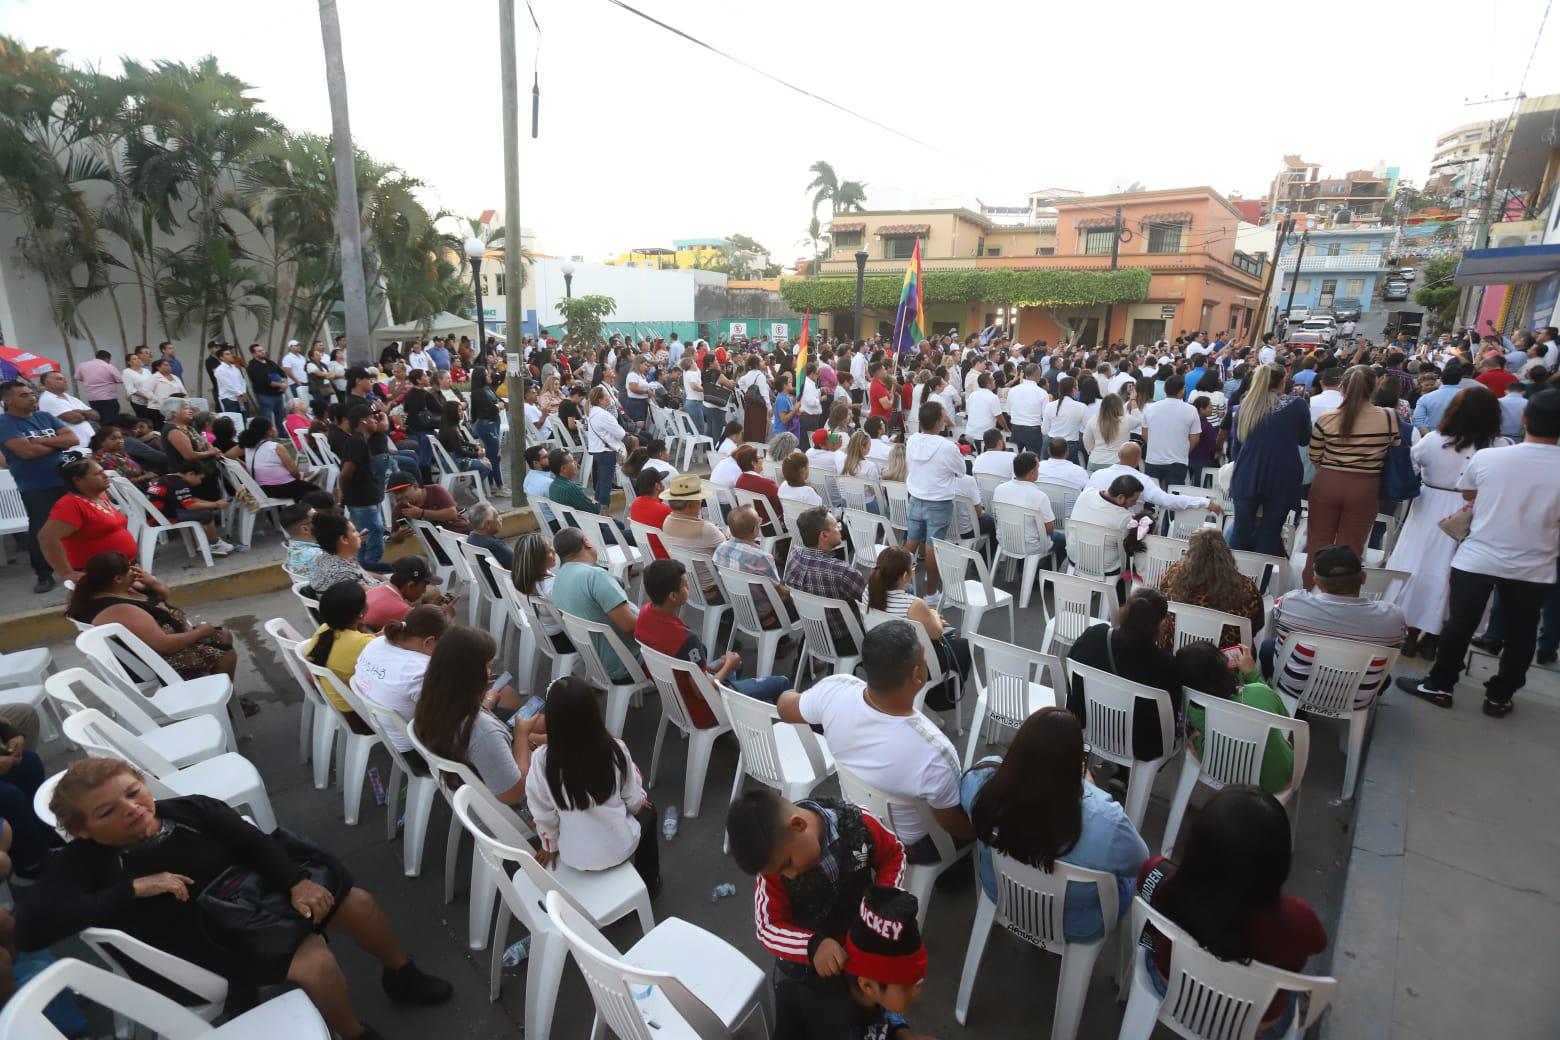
left=783, top=545, right=866, bottom=649
left=712, top=538, right=779, bottom=582
left=799, top=799, right=843, bottom=882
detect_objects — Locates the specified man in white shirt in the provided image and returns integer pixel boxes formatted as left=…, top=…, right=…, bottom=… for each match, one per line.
left=1307, top=366, right=1344, bottom=422
left=36, top=371, right=99, bottom=445
left=863, top=416, right=894, bottom=463
left=971, top=430, right=1017, bottom=478
left=778, top=620, right=972, bottom=859
left=1141, top=373, right=1202, bottom=486
left=903, top=400, right=967, bottom=600
left=849, top=347, right=869, bottom=388
left=667, top=332, right=684, bottom=368
left=992, top=450, right=1066, bottom=566
left=213, top=348, right=249, bottom=414
left=1185, top=332, right=1209, bottom=359
left=1087, top=442, right=1218, bottom=515
left=1257, top=332, right=1279, bottom=367
left=1005, top=363, right=1050, bottom=456
left=1398, top=390, right=1560, bottom=715
left=281, top=340, right=309, bottom=389
left=1037, top=437, right=1091, bottom=491
left=963, top=358, right=989, bottom=398
left=1106, top=362, right=1136, bottom=398
left=963, top=373, right=1004, bottom=443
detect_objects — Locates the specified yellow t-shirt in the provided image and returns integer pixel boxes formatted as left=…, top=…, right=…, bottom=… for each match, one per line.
left=303, top=625, right=375, bottom=712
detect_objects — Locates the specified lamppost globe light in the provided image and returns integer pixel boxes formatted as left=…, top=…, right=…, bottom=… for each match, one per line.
left=561, top=260, right=576, bottom=277
left=464, top=237, right=486, bottom=259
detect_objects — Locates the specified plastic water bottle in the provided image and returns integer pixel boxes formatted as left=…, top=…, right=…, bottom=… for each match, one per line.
left=661, top=806, right=679, bottom=841
left=710, top=883, right=737, bottom=902
left=367, top=767, right=386, bottom=806
left=501, top=938, right=530, bottom=967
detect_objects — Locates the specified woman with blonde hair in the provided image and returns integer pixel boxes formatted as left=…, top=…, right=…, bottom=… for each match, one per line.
left=880, top=442, right=908, bottom=482
left=838, top=430, right=881, bottom=481
left=1082, top=392, right=1141, bottom=471
left=1157, top=528, right=1264, bottom=648
left=1226, top=364, right=1310, bottom=556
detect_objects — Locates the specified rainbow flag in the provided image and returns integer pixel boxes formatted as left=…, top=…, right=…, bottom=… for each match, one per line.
left=794, top=310, right=810, bottom=397
left=891, top=238, right=925, bottom=359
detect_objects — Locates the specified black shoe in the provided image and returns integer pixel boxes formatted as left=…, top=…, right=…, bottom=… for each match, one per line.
left=1538, top=649, right=1557, bottom=666
left=1470, top=636, right=1502, bottom=655
left=1417, top=635, right=1438, bottom=661
left=1400, top=632, right=1420, bottom=659
left=1395, top=674, right=1454, bottom=708
left=32, top=575, right=54, bottom=594
left=382, top=959, right=453, bottom=1005
left=1482, top=698, right=1514, bottom=719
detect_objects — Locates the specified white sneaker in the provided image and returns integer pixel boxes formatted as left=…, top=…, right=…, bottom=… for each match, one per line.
left=211, top=539, right=235, bottom=556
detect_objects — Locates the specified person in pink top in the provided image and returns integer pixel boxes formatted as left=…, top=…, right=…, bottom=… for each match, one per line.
left=283, top=397, right=313, bottom=447
left=74, top=350, right=124, bottom=417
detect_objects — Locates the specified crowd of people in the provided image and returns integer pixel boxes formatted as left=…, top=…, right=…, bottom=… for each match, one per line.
left=3, top=316, right=1559, bottom=1038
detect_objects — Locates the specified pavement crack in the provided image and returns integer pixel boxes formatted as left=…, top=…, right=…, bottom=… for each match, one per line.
left=1413, top=851, right=1550, bottom=899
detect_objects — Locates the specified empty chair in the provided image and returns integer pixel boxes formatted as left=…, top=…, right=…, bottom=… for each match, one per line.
left=671, top=410, right=714, bottom=470
left=75, top=624, right=240, bottom=751
left=558, top=611, right=654, bottom=738
left=544, top=890, right=770, bottom=1040
left=842, top=507, right=899, bottom=574
left=1065, top=660, right=1178, bottom=829
left=1160, top=691, right=1311, bottom=857
left=962, top=635, right=1065, bottom=770
left=452, top=786, right=652, bottom=1028
left=639, top=645, right=735, bottom=818
left=295, top=654, right=389, bottom=829
left=1230, top=549, right=1293, bottom=602
left=713, top=563, right=800, bottom=677
left=1168, top=505, right=1217, bottom=540
left=1117, top=896, right=1335, bottom=1040
left=62, top=710, right=277, bottom=831
left=931, top=538, right=1014, bottom=638
left=1036, top=480, right=1078, bottom=531
left=879, top=478, right=911, bottom=538
left=956, top=851, right=1122, bottom=1039
left=0, top=958, right=329, bottom=1040
left=1036, top=572, right=1118, bottom=659
left=835, top=763, right=971, bottom=928
left=1165, top=601, right=1253, bottom=653
left=1270, top=632, right=1398, bottom=800
left=263, top=618, right=335, bottom=787
left=790, top=588, right=865, bottom=684
left=44, top=668, right=227, bottom=770
left=836, top=474, right=882, bottom=514
left=718, top=686, right=835, bottom=853
left=572, top=510, right=645, bottom=594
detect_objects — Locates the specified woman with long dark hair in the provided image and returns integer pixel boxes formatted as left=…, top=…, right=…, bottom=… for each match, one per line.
left=1137, top=787, right=1326, bottom=1038
left=961, top=707, right=1148, bottom=941
left=1303, top=365, right=1400, bottom=587
left=437, top=400, right=493, bottom=485
left=863, top=546, right=971, bottom=694
left=1065, top=587, right=1180, bottom=762
left=524, top=676, right=659, bottom=893
left=303, top=582, right=374, bottom=725
left=1227, top=365, right=1310, bottom=556
left=412, top=626, right=533, bottom=803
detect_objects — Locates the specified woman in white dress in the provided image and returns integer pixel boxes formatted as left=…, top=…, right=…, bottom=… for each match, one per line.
left=1082, top=393, right=1142, bottom=471
left=1387, top=387, right=1510, bottom=660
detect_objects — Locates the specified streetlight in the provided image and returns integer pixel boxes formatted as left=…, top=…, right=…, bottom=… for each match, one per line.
left=853, top=250, right=868, bottom=340
left=562, top=259, right=576, bottom=300
left=465, top=236, right=487, bottom=352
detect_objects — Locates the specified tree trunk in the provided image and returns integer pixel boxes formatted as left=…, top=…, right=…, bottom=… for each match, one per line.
left=319, top=0, right=372, bottom=368
left=107, top=278, right=129, bottom=350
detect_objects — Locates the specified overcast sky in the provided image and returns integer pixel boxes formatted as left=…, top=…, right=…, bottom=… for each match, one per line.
left=6, top=0, right=1557, bottom=266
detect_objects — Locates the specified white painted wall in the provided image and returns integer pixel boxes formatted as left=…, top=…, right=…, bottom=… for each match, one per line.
left=525, top=258, right=725, bottom=329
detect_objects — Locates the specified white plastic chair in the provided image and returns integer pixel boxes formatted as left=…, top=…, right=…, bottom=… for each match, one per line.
left=460, top=540, right=520, bottom=657
left=263, top=617, right=335, bottom=785
left=718, top=686, right=835, bottom=853
left=44, top=668, right=226, bottom=770
left=75, top=624, right=241, bottom=750
left=1136, top=535, right=1189, bottom=591
left=81, top=927, right=228, bottom=1032
left=671, top=410, right=714, bottom=470
left=1065, top=660, right=1178, bottom=829
left=630, top=519, right=668, bottom=562
left=880, top=478, right=911, bottom=538
left=1161, top=690, right=1311, bottom=857
left=664, top=544, right=732, bottom=656
left=1118, top=897, right=1335, bottom=1040
left=1360, top=566, right=1410, bottom=602
left=1364, top=511, right=1400, bottom=568
left=790, top=588, right=865, bottom=684
left=728, top=487, right=789, bottom=556
left=427, top=435, right=488, bottom=503
left=296, top=653, right=388, bottom=828
left=1065, top=520, right=1123, bottom=580
left=362, top=703, right=442, bottom=877
left=1165, top=601, right=1253, bottom=653
left=0, top=958, right=328, bottom=1040
left=0, top=469, right=29, bottom=564
left=931, top=537, right=1014, bottom=638
left=861, top=609, right=961, bottom=734
left=975, top=472, right=1006, bottom=512
left=290, top=582, right=322, bottom=627
left=452, top=785, right=653, bottom=1026
left=408, top=517, right=460, bottom=590
left=294, top=434, right=339, bottom=493
left=714, top=563, right=800, bottom=677
left=955, top=851, right=1121, bottom=1039
left=1169, top=505, right=1217, bottom=541
left=520, top=592, right=580, bottom=684
left=62, top=710, right=277, bottom=831
left=835, top=762, right=971, bottom=928
left=836, top=474, right=883, bottom=514
left=1230, top=549, right=1292, bottom=603
left=842, top=506, right=900, bottom=574
left=952, top=495, right=992, bottom=557
left=639, top=645, right=735, bottom=818
left=572, top=510, right=645, bottom=594
left=963, top=635, right=1064, bottom=770
left=559, top=610, right=653, bottom=737
left=544, top=890, right=770, bottom=1040
left=1036, top=572, right=1118, bottom=659
left=107, top=472, right=215, bottom=570
left=1036, top=480, right=1078, bottom=530
left=1270, top=632, right=1398, bottom=800
left=216, top=457, right=291, bottom=548
left=991, top=499, right=1058, bottom=608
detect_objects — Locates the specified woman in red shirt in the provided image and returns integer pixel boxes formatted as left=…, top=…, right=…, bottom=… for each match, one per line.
left=730, top=444, right=781, bottom=530
left=1137, top=787, right=1326, bottom=1038
left=38, top=457, right=140, bottom=582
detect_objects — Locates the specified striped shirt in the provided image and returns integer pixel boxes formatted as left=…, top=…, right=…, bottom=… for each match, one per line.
left=1309, top=405, right=1400, bottom=472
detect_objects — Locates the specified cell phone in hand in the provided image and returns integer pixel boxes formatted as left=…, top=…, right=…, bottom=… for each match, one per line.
left=518, top=695, right=545, bottom=721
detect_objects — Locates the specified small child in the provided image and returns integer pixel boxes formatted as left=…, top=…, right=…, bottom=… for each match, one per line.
left=726, top=789, right=905, bottom=1040
left=800, top=885, right=931, bottom=1040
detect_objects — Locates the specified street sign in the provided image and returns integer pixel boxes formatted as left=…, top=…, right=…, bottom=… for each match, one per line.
left=729, top=322, right=748, bottom=338
left=771, top=322, right=789, bottom=340
left=1160, top=305, right=1176, bottom=319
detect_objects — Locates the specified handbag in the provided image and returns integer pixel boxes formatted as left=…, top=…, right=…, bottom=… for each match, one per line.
left=1437, top=504, right=1474, bottom=542
left=197, top=828, right=353, bottom=960
left=1379, top=411, right=1420, bottom=501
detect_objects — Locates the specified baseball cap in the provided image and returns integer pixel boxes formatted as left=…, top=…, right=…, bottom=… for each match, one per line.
left=390, top=554, right=441, bottom=587
left=1312, top=544, right=1363, bottom=579
left=386, top=470, right=421, bottom=493
left=844, top=885, right=926, bottom=987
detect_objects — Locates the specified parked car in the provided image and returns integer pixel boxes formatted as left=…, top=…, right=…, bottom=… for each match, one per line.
left=1332, top=298, right=1363, bottom=323
left=1285, top=306, right=1312, bottom=323
left=1288, top=329, right=1330, bottom=347
left=1400, top=268, right=1417, bottom=281
left=1384, top=280, right=1410, bottom=301
left=1298, top=317, right=1337, bottom=344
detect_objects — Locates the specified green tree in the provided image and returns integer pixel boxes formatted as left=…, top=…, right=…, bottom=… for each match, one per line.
left=556, top=293, right=616, bottom=346
left=1413, top=254, right=1461, bottom=331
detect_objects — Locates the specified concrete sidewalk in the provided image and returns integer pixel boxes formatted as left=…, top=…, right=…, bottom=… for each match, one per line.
left=1328, top=656, right=1560, bottom=1039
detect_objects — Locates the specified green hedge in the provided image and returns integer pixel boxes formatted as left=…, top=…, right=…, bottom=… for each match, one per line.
left=779, top=268, right=1151, bottom=311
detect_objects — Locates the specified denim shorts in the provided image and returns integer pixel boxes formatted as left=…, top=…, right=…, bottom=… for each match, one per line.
left=906, top=496, right=954, bottom=544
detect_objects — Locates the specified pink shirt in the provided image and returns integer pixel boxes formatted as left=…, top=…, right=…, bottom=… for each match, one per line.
left=76, top=358, right=123, bottom=401
left=285, top=414, right=313, bottom=447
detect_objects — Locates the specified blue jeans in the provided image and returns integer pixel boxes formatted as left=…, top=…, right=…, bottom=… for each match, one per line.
left=1482, top=562, right=1560, bottom=654
left=1229, top=495, right=1290, bottom=557
left=906, top=497, right=954, bottom=544
left=346, top=503, right=387, bottom=572
left=255, top=393, right=287, bottom=432
left=726, top=674, right=789, bottom=702
left=474, top=419, right=503, bottom=487
left=591, top=451, right=618, bottom=510
left=684, top=400, right=705, bottom=436
left=705, top=403, right=727, bottom=441
left=0, top=750, right=60, bottom=876
left=1143, top=461, right=1187, bottom=489
left=409, top=432, right=435, bottom=478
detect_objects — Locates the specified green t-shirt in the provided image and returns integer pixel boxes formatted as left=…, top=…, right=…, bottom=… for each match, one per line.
left=1186, top=673, right=1294, bottom=794
left=552, top=560, right=639, bottom=681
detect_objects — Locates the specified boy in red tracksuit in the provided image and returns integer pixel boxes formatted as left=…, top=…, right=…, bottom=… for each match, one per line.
left=725, top=789, right=905, bottom=1040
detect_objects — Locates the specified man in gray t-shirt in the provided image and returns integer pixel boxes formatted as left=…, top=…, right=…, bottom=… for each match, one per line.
left=1261, top=545, right=1406, bottom=699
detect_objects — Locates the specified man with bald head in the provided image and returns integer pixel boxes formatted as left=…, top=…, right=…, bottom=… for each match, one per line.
left=1036, top=435, right=1090, bottom=491
left=1086, top=441, right=1220, bottom=515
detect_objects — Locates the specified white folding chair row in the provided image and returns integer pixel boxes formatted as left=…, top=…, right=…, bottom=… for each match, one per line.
left=963, top=633, right=1065, bottom=770
left=931, top=538, right=1014, bottom=639
left=75, top=624, right=242, bottom=750
left=45, top=668, right=227, bottom=770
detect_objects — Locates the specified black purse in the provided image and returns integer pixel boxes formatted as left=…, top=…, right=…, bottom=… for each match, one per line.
left=196, top=828, right=353, bottom=960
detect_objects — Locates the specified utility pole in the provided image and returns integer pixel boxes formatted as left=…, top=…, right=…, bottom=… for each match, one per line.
left=1253, top=216, right=1294, bottom=338
left=500, top=0, right=526, bottom=499
left=1282, top=226, right=1311, bottom=326
left=1100, top=205, right=1123, bottom=348
left=318, top=0, right=371, bottom=367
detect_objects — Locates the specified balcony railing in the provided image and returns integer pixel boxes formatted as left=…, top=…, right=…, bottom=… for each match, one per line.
left=1276, top=253, right=1387, bottom=271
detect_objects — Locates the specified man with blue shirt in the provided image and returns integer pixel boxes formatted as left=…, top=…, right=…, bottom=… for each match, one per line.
left=426, top=337, right=452, bottom=372
left=1412, top=360, right=1487, bottom=432
left=0, top=380, right=80, bottom=593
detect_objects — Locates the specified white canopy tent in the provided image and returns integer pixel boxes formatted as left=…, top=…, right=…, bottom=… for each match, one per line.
left=371, top=311, right=496, bottom=348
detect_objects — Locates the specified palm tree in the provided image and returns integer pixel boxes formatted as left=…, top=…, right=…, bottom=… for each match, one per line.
left=318, top=0, right=372, bottom=366
left=804, top=161, right=867, bottom=267
left=457, top=214, right=533, bottom=293
left=833, top=179, right=868, bottom=213
left=806, top=160, right=839, bottom=221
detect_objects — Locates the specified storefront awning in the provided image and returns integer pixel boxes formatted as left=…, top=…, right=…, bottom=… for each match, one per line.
left=1453, top=243, right=1560, bottom=286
